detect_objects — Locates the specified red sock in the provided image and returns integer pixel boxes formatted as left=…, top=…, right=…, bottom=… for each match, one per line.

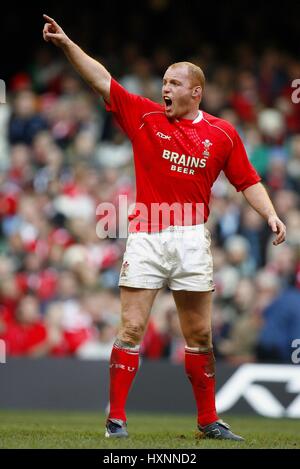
left=108, top=342, right=139, bottom=422
left=185, top=347, right=218, bottom=427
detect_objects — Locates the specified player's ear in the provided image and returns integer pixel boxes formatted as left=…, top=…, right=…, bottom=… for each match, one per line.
left=192, top=86, right=202, bottom=99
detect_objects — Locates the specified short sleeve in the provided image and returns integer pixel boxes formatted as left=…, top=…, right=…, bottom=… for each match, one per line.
left=223, top=129, right=261, bottom=191
left=104, top=79, right=162, bottom=140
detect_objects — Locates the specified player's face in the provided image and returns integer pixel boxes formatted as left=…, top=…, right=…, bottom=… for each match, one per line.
left=162, top=65, right=198, bottom=119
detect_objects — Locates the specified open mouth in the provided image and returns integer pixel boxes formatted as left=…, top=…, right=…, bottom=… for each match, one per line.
left=164, top=96, right=173, bottom=111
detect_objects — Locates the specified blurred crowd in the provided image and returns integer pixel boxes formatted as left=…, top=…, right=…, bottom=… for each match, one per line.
left=0, top=43, right=300, bottom=363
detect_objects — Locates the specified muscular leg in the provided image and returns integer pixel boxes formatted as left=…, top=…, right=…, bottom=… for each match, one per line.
left=172, top=290, right=218, bottom=427
left=118, top=286, right=159, bottom=345
left=173, top=290, right=212, bottom=348
left=108, top=287, right=159, bottom=423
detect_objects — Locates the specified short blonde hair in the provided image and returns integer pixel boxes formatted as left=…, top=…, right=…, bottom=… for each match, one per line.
left=169, top=61, right=205, bottom=90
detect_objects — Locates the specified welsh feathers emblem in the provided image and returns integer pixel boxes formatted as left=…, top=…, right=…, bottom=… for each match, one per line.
left=120, top=260, right=130, bottom=278
left=201, top=139, right=213, bottom=157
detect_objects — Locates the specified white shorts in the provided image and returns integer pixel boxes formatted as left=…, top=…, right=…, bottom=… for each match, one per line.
left=119, top=225, right=214, bottom=291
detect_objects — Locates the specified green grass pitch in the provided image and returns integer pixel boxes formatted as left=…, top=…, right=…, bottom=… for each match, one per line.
left=0, top=410, right=299, bottom=449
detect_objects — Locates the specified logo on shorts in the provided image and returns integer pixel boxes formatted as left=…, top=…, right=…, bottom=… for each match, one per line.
left=201, top=139, right=213, bottom=157
left=120, top=260, right=129, bottom=278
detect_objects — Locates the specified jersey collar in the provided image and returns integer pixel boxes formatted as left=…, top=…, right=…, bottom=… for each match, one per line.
left=192, top=110, right=203, bottom=124
left=175, top=110, right=203, bottom=125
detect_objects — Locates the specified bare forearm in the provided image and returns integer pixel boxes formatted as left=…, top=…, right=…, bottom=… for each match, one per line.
left=62, top=39, right=111, bottom=100
left=243, top=182, right=286, bottom=245
left=242, top=182, right=277, bottom=220
left=43, top=15, right=111, bottom=101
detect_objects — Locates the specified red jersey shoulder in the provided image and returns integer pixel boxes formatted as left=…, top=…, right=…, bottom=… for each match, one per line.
left=106, top=79, right=164, bottom=139
left=202, top=111, right=236, bottom=147
left=140, top=104, right=165, bottom=118
left=111, top=78, right=162, bottom=113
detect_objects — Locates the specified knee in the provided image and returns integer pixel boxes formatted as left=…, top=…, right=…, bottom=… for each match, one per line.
left=118, top=322, right=145, bottom=346
left=186, top=327, right=212, bottom=349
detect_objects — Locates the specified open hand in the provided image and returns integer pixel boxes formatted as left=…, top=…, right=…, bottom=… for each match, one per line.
left=268, top=215, right=286, bottom=246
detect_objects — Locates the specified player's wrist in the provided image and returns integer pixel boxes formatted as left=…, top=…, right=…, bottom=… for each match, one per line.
left=267, top=212, right=278, bottom=221
left=60, top=36, right=73, bottom=50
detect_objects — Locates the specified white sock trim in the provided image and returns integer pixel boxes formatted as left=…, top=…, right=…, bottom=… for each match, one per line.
left=185, top=346, right=213, bottom=353
left=114, top=339, right=140, bottom=352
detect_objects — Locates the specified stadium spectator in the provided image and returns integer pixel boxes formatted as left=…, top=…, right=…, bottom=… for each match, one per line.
left=8, top=91, right=48, bottom=145
left=257, top=288, right=300, bottom=362
left=0, top=295, right=48, bottom=356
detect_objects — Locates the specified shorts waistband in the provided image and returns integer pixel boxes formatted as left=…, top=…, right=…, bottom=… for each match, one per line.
left=161, top=224, right=205, bottom=232
left=128, top=224, right=206, bottom=235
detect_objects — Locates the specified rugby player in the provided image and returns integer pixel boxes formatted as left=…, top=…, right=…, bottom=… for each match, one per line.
left=43, top=15, right=286, bottom=441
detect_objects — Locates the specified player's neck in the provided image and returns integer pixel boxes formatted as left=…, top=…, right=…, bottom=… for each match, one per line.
left=179, top=109, right=201, bottom=121
left=177, top=109, right=201, bottom=122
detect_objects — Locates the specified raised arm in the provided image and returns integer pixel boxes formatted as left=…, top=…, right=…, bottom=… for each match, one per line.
left=42, top=14, right=111, bottom=102
left=242, top=182, right=286, bottom=246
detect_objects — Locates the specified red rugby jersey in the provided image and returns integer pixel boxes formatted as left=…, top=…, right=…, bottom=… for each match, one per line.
left=105, top=79, right=261, bottom=231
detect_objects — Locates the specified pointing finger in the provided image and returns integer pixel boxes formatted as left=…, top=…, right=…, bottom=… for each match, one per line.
left=43, top=14, right=59, bottom=28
